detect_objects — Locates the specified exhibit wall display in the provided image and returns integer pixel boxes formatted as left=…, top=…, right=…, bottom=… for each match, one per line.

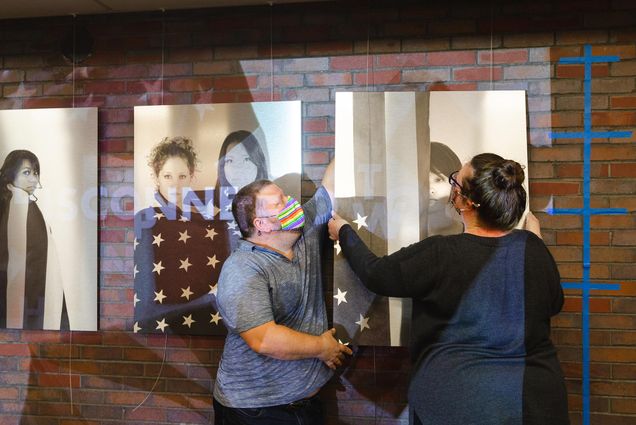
left=334, top=91, right=529, bottom=346
left=0, top=107, right=98, bottom=331
left=133, top=101, right=301, bottom=335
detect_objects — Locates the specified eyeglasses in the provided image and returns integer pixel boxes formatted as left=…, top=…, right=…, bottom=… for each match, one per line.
left=448, top=170, right=480, bottom=208
left=448, top=171, right=465, bottom=193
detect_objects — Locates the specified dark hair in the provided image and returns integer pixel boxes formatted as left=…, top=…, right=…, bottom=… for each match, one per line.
left=464, top=153, right=526, bottom=231
left=430, top=141, right=462, bottom=178
left=0, top=150, right=41, bottom=206
left=217, top=130, right=268, bottom=189
left=148, top=136, right=198, bottom=176
left=232, top=179, right=274, bottom=238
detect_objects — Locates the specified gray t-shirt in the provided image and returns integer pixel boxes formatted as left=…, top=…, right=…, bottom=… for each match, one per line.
left=213, top=186, right=333, bottom=408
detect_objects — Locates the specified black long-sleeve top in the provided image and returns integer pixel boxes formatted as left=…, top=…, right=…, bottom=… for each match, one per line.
left=338, top=225, right=569, bottom=424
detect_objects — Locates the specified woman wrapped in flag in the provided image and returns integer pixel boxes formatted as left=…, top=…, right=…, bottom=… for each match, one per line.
left=0, top=150, right=66, bottom=330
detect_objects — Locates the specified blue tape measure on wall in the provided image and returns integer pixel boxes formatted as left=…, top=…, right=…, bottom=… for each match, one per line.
left=548, top=44, right=631, bottom=425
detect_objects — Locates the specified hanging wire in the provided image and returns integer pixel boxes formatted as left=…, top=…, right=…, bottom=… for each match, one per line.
left=132, top=333, right=169, bottom=412
left=72, top=14, right=76, bottom=108
left=160, top=9, right=166, bottom=105
left=489, top=1, right=494, bottom=90
left=269, top=2, right=274, bottom=101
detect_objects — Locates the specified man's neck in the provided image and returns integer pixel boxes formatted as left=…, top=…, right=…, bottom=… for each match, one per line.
left=247, top=232, right=300, bottom=260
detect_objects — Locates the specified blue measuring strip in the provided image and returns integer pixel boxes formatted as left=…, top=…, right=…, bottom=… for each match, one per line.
left=548, top=44, right=631, bottom=425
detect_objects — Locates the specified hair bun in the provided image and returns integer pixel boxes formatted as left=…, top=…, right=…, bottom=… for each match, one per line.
left=492, top=160, right=524, bottom=190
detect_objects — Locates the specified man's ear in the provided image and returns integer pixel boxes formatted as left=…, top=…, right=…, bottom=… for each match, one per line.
left=253, top=217, right=270, bottom=233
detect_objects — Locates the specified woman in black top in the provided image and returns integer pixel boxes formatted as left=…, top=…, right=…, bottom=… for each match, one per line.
left=329, top=153, right=569, bottom=425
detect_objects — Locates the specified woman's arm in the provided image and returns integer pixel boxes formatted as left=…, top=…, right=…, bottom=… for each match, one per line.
left=329, top=213, right=437, bottom=298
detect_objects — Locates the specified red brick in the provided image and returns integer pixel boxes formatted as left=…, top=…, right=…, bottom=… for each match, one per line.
left=556, top=163, right=609, bottom=178
left=453, top=67, right=503, bottom=81
left=556, top=64, right=609, bottom=78
left=402, top=68, right=451, bottom=83
left=561, top=297, right=611, bottom=313
left=530, top=182, right=580, bottom=196
left=592, top=146, right=636, bottom=161
left=307, top=135, right=334, bottom=149
left=611, top=95, right=636, bottom=108
left=22, top=98, right=73, bottom=108
left=303, top=150, right=330, bottom=165
left=354, top=70, right=400, bottom=85
left=593, top=110, right=636, bottom=127
left=0, top=69, right=25, bottom=82
left=478, top=49, right=528, bottom=65
left=306, top=72, right=352, bottom=86
left=330, top=55, right=368, bottom=70
left=38, top=374, right=80, bottom=388
left=303, top=117, right=329, bottom=133
left=0, top=344, right=31, bottom=356
left=376, top=53, right=426, bottom=68
left=592, top=45, right=636, bottom=59
left=426, top=51, right=476, bottom=66
left=556, top=231, right=611, bottom=245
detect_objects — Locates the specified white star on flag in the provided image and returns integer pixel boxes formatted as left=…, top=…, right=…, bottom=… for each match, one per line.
left=227, top=221, right=238, bottom=230
left=154, top=289, right=167, bottom=304
left=181, top=286, right=194, bottom=300
left=178, top=230, right=191, bottom=244
left=334, top=240, right=342, bottom=255
left=210, top=311, right=222, bottom=325
left=179, top=215, right=190, bottom=222
left=338, top=339, right=350, bottom=346
left=355, top=314, right=370, bottom=331
left=205, top=201, right=221, bottom=218
left=207, top=255, right=220, bottom=268
left=133, top=238, right=139, bottom=250
left=153, top=212, right=165, bottom=220
left=155, top=318, right=169, bottom=332
left=205, top=227, right=218, bottom=240
left=152, top=233, right=164, bottom=247
left=152, top=261, right=165, bottom=275
left=133, top=293, right=140, bottom=307
left=133, top=265, right=139, bottom=278
left=352, top=213, right=368, bottom=230
left=179, top=257, right=192, bottom=272
left=209, top=284, right=218, bottom=296
left=133, top=322, right=141, bottom=333
left=333, top=288, right=348, bottom=305
left=182, top=314, right=196, bottom=328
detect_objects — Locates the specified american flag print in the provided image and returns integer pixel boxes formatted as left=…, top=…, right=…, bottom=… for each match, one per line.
left=133, top=194, right=237, bottom=335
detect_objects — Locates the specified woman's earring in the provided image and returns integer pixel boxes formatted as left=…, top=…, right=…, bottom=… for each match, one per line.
left=257, top=230, right=262, bottom=236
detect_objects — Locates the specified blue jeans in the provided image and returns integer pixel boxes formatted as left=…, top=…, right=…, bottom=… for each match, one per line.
left=213, top=395, right=324, bottom=425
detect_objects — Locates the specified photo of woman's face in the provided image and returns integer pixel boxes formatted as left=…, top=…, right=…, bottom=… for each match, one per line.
left=12, top=160, right=39, bottom=195
left=224, top=141, right=257, bottom=190
left=429, top=171, right=451, bottom=204
left=156, top=156, right=192, bottom=201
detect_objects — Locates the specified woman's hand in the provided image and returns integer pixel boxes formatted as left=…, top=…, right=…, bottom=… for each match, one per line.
left=328, top=211, right=349, bottom=241
left=524, top=211, right=542, bottom=239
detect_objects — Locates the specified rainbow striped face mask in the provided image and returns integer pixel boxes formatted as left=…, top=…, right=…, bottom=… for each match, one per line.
left=276, top=196, right=305, bottom=231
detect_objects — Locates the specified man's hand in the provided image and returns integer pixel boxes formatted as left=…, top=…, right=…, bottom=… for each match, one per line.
left=328, top=211, right=349, bottom=241
left=317, top=328, right=352, bottom=370
left=524, top=211, right=542, bottom=239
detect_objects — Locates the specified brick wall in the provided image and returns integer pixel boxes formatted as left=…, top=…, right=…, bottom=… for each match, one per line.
left=0, top=0, right=635, bottom=423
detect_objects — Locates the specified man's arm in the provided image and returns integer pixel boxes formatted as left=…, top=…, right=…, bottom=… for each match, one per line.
left=321, top=158, right=335, bottom=206
left=241, top=321, right=352, bottom=370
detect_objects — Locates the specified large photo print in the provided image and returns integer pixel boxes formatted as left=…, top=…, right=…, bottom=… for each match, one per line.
left=133, top=101, right=301, bottom=335
left=334, top=91, right=529, bottom=346
left=0, top=107, right=98, bottom=331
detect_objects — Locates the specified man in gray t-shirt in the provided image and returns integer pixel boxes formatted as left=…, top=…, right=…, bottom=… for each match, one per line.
left=213, top=161, right=351, bottom=425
